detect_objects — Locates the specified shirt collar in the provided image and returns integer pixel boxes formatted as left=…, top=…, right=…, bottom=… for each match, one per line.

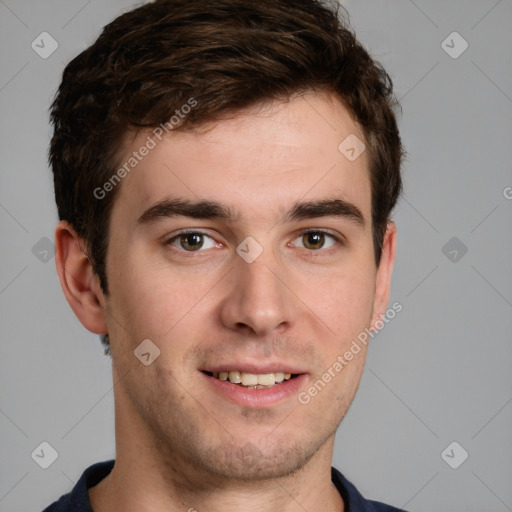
left=47, top=460, right=401, bottom=512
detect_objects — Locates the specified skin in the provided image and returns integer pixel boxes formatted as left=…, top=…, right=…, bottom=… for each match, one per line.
left=55, top=91, right=396, bottom=512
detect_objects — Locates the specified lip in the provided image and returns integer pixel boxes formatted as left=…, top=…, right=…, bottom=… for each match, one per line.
left=200, top=370, right=308, bottom=408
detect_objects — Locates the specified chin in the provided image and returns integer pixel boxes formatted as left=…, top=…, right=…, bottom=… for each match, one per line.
left=190, top=436, right=320, bottom=482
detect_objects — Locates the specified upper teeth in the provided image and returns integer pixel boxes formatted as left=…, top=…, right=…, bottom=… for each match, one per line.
left=215, top=371, right=292, bottom=386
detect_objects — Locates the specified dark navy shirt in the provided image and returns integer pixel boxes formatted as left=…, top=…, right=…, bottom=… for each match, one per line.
left=42, top=460, right=409, bottom=512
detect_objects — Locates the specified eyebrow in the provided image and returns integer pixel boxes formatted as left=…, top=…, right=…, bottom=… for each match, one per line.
left=137, top=197, right=365, bottom=227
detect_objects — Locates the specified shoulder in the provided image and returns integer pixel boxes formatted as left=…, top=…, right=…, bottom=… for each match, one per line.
left=331, top=467, right=410, bottom=512
left=40, top=460, right=115, bottom=512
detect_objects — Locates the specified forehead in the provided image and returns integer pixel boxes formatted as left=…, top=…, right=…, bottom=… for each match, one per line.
left=110, top=92, right=371, bottom=226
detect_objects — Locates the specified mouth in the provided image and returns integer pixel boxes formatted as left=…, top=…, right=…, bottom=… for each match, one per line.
left=202, top=370, right=298, bottom=389
left=200, top=366, right=307, bottom=407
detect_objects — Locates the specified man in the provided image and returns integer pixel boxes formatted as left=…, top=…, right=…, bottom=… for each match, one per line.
left=44, top=0, right=406, bottom=510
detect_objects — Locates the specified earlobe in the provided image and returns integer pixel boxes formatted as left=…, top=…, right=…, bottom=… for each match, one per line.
left=55, top=221, right=108, bottom=335
left=370, top=221, right=397, bottom=328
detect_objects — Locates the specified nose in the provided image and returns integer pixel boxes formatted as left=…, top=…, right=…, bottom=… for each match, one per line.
left=219, top=247, right=294, bottom=336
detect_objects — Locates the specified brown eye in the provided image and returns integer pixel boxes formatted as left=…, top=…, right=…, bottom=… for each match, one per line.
left=179, top=233, right=204, bottom=251
left=302, top=232, right=325, bottom=250
left=293, top=230, right=339, bottom=251
left=166, top=231, right=217, bottom=252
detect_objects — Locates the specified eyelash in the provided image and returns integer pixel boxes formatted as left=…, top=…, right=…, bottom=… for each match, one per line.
left=164, top=229, right=344, bottom=254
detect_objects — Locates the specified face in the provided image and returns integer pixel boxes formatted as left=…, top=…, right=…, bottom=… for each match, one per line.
left=100, top=92, right=394, bottom=481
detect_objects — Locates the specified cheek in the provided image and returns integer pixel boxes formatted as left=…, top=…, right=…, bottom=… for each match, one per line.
left=111, top=279, right=176, bottom=343
left=106, top=249, right=218, bottom=347
left=304, top=263, right=376, bottom=340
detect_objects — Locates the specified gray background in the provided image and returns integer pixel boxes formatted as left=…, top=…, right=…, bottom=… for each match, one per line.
left=1, top=0, right=511, bottom=511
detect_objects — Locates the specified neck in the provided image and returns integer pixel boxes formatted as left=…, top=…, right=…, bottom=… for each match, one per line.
left=89, top=372, right=344, bottom=512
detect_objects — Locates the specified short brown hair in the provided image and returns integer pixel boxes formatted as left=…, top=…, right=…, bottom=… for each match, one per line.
left=50, top=0, right=404, bottom=295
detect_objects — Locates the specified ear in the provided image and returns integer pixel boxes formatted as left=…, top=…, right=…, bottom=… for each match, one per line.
left=370, top=221, right=397, bottom=328
left=55, top=221, right=108, bottom=334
